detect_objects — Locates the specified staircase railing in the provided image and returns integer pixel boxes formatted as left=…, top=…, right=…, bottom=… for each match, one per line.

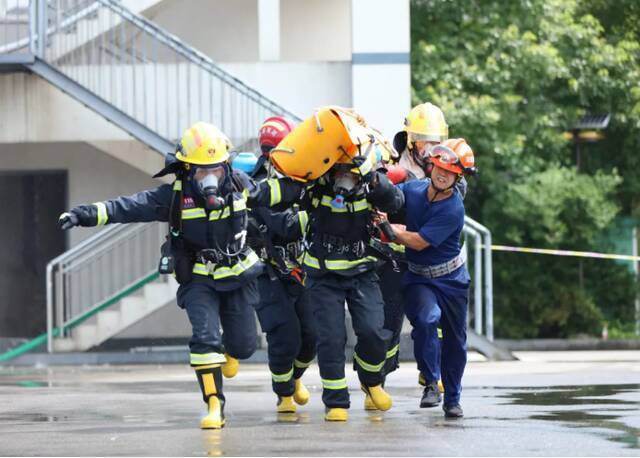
left=463, top=217, right=494, bottom=341
left=46, top=222, right=165, bottom=352
left=47, top=0, right=301, bottom=148
left=2, top=0, right=301, bottom=149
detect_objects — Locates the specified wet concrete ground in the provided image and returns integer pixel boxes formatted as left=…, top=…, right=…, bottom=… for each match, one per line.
left=0, top=351, right=638, bottom=456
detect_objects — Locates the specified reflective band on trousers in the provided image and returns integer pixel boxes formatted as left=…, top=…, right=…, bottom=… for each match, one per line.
left=354, top=353, right=385, bottom=372
left=192, top=251, right=260, bottom=279
left=294, top=359, right=312, bottom=368
left=271, top=367, right=294, bottom=383
left=303, top=254, right=378, bottom=270
left=190, top=352, right=227, bottom=365
left=321, top=378, right=348, bottom=390
left=386, top=344, right=399, bottom=359
left=267, top=179, right=282, bottom=206
left=94, top=202, right=108, bottom=225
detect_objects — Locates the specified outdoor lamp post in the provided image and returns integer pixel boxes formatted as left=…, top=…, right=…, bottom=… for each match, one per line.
left=564, top=114, right=612, bottom=291
left=564, top=113, right=611, bottom=171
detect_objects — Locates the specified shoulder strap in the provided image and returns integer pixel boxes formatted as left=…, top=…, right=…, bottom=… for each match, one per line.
left=169, top=178, right=183, bottom=235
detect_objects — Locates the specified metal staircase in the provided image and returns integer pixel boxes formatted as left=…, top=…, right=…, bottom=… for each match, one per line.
left=0, top=0, right=505, bottom=361
left=0, top=0, right=301, bottom=358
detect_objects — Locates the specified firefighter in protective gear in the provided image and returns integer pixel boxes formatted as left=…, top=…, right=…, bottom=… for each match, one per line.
left=389, top=138, right=476, bottom=418
left=269, top=106, right=392, bottom=183
left=392, top=102, right=448, bottom=179
left=249, top=110, right=404, bottom=421
left=252, top=116, right=296, bottom=180
left=59, top=122, right=262, bottom=429
left=246, top=116, right=317, bottom=413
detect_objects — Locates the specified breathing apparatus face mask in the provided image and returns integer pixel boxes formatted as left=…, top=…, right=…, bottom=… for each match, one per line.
left=193, top=165, right=226, bottom=210
left=408, top=134, right=437, bottom=170
left=334, top=170, right=359, bottom=192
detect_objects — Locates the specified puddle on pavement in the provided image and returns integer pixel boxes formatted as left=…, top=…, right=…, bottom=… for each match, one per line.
left=499, top=384, right=640, bottom=449
left=0, top=413, right=69, bottom=423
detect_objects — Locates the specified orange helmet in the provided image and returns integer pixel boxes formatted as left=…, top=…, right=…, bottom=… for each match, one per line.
left=430, top=138, right=476, bottom=176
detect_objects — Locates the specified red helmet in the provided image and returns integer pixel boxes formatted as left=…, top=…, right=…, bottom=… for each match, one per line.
left=258, top=116, right=295, bottom=156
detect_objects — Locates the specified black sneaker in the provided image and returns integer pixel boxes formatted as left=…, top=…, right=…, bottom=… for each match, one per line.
left=419, top=381, right=442, bottom=408
left=443, top=403, right=463, bottom=418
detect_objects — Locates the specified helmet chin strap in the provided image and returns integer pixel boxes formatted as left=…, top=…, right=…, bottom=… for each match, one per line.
left=428, top=175, right=460, bottom=203
left=408, top=143, right=426, bottom=168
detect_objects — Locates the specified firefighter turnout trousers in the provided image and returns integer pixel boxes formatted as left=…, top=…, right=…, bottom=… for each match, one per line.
left=306, top=271, right=390, bottom=408
left=378, top=261, right=405, bottom=376
left=255, top=273, right=316, bottom=396
left=177, top=275, right=259, bottom=366
left=402, top=267, right=470, bottom=406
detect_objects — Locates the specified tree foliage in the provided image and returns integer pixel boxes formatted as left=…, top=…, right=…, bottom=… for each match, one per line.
left=411, top=0, right=640, bottom=337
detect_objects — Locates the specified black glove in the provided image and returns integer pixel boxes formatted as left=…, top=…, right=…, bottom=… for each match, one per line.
left=58, top=211, right=80, bottom=230
left=58, top=205, right=100, bottom=230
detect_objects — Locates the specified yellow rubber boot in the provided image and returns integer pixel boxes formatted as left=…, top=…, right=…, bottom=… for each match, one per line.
left=293, top=378, right=310, bottom=405
left=201, top=396, right=225, bottom=429
left=325, top=408, right=348, bottom=422
left=362, top=384, right=392, bottom=411
left=364, top=394, right=378, bottom=411
left=194, top=364, right=226, bottom=429
left=221, top=354, right=239, bottom=378
left=277, top=396, right=297, bottom=413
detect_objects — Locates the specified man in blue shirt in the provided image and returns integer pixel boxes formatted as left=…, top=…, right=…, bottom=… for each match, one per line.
left=390, top=138, right=477, bottom=418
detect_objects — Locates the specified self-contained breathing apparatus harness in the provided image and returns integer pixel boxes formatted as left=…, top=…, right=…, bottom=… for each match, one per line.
left=296, top=141, right=392, bottom=272
left=157, top=158, right=250, bottom=282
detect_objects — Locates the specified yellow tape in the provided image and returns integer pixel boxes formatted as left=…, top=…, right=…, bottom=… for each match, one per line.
left=490, top=245, right=640, bottom=262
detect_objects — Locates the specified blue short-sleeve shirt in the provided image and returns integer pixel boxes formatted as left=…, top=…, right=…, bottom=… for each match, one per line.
left=398, top=179, right=465, bottom=267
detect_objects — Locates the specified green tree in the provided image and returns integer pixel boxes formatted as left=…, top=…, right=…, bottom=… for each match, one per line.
left=411, top=0, right=640, bottom=337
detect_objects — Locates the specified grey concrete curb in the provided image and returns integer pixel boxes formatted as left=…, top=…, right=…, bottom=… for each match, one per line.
left=497, top=338, right=640, bottom=351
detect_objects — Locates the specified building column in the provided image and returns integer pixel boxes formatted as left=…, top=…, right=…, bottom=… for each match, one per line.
left=351, top=0, right=410, bottom=138
left=258, top=0, right=280, bottom=61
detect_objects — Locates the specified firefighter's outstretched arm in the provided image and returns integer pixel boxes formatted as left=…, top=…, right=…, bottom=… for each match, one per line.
left=246, top=177, right=305, bottom=208
left=366, top=171, right=404, bottom=214
left=59, top=184, right=174, bottom=230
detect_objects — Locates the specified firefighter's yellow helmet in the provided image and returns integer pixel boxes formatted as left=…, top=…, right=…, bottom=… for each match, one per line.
left=176, top=122, right=232, bottom=166
left=270, top=107, right=376, bottom=182
left=404, top=102, right=448, bottom=142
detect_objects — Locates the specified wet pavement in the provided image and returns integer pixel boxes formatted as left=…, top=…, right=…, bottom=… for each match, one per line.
left=0, top=351, right=639, bottom=456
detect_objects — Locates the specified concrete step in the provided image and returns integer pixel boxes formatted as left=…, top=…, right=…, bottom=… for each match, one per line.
left=142, top=281, right=175, bottom=305
left=52, top=337, right=77, bottom=352
left=118, top=295, right=151, bottom=326
left=56, top=278, right=178, bottom=352
left=74, top=323, right=98, bottom=351
left=96, top=310, right=123, bottom=342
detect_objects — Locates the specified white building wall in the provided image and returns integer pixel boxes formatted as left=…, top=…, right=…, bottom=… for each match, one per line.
left=220, top=61, right=351, bottom=118
left=145, top=0, right=259, bottom=62
left=350, top=0, right=411, bottom=138
left=279, top=0, right=351, bottom=61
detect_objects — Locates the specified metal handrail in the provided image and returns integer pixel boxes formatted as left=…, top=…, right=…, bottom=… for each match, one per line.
left=464, top=216, right=494, bottom=340
left=46, top=221, right=166, bottom=352
left=462, top=224, right=483, bottom=336
left=97, top=0, right=301, bottom=121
